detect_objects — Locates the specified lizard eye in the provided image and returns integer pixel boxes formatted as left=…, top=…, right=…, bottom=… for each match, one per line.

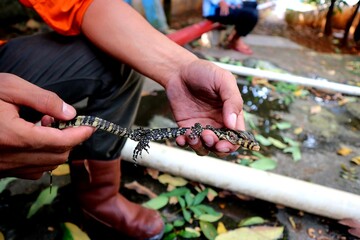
left=227, top=131, right=237, bottom=140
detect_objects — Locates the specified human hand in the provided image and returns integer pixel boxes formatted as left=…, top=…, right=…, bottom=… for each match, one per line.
left=219, top=0, right=230, bottom=16
left=0, top=73, right=94, bottom=179
left=165, top=59, right=244, bottom=157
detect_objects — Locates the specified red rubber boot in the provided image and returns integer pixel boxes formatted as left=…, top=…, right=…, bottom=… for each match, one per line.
left=70, top=159, right=164, bottom=239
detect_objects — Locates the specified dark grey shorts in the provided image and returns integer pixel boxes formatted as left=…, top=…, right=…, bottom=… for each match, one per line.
left=0, top=32, right=143, bottom=160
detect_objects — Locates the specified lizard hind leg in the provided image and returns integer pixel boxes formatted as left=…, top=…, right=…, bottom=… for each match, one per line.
left=132, top=138, right=151, bottom=164
left=189, top=123, right=204, bottom=140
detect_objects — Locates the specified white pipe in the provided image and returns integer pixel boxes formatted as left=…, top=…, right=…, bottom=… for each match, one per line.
left=121, top=140, right=360, bottom=220
left=213, top=62, right=360, bottom=96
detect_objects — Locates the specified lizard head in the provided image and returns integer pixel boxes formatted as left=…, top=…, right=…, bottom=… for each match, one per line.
left=222, top=130, right=260, bottom=151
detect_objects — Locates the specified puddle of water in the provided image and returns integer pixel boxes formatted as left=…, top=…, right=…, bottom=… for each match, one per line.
left=135, top=81, right=358, bottom=153
left=135, top=91, right=173, bottom=127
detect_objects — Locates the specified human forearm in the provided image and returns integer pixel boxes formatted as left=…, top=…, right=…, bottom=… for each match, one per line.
left=81, top=0, right=197, bottom=87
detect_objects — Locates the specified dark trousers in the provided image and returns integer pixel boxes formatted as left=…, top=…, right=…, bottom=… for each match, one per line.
left=0, top=32, right=143, bottom=160
left=206, top=2, right=258, bottom=37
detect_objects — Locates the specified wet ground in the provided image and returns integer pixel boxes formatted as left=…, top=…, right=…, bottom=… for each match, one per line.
left=1, top=7, right=360, bottom=240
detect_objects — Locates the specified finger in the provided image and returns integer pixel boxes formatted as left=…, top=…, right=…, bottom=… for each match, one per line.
left=0, top=151, right=70, bottom=167
left=201, top=130, right=239, bottom=156
left=13, top=118, right=94, bottom=151
left=218, top=70, right=245, bottom=130
left=186, top=133, right=209, bottom=156
left=176, top=135, right=187, bottom=147
left=213, top=140, right=239, bottom=156
left=0, top=74, right=76, bottom=120
left=41, top=115, right=55, bottom=126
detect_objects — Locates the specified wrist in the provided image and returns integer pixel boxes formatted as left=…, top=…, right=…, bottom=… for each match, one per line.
left=158, top=50, right=198, bottom=88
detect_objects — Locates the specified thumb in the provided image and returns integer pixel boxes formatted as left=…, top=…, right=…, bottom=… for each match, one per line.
left=0, top=74, right=76, bottom=120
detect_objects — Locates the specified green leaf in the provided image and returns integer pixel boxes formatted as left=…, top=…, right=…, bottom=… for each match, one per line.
left=198, top=213, right=223, bottom=222
left=178, top=196, right=186, bottom=208
left=178, top=228, right=201, bottom=238
left=267, top=137, right=287, bottom=149
left=162, top=187, right=190, bottom=197
left=142, top=195, right=168, bottom=210
left=189, top=205, right=204, bottom=217
left=249, top=158, right=277, bottom=171
left=283, top=146, right=302, bottom=162
left=185, top=191, right=194, bottom=207
left=238, top=159, right=251, bottom=166
left=275, top=122, right=292, bottom=130
left=205, top=56, right=216, bottom=61
left=164, top=232, right=177, bottom=240
left=254, top=135, right=272, bottom=146
left=193, top=189, right=208, bottom=206
left=182, top=208, right=192, bottom=223
left=62, top=222, right=90, bottom=240
left=219, top=56, right=231, bottom=63
left=239, top=217, right=266, bottom=227
left=195, top=204, right=220, bottom=216
left=0, top=177, right=16, bottom=194
left=164, top=223, right=174, bottom=233
left=251, top=151, right=268, bottom=159
left=27, top=186, right=58, bottom=219
left=173, top=219, right=185, bottom=227
left=200, top=221, right=218, bottom=240
left=283, top=137, right=300, bottom=147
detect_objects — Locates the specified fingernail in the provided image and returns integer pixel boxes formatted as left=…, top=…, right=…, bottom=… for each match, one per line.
left=203, top=135, right=214, bottom=147
left=188, top=136, right=199, bottom=146
left=62, top=103, right=76, bottom=117
left=218, top=147, right=230, bottom=153
left=229, top=113, right=237, bottom=129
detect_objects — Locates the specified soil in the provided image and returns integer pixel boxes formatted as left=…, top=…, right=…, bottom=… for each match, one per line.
left=169, top=9, right=360, bottom=56
left=253, top=18, right=360, bottom=55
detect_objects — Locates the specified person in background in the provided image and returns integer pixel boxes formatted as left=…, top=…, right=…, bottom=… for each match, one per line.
left=203, top=0, right=258, bottom=55
left=0, top=0, right=244, bottom=239
left=125, top=0, right=170, bottom=33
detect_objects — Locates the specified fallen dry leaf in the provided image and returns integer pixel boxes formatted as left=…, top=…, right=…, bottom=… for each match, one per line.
left=166, top=184, right=176, bottom=192
left=339, top=218, right=360, bottom=238
left=235, top=193, right=254, bottom=201
left=146, top=168, right=159, bottom=179
left=307, top=228, right=316, bottom=238
left=207, top=188, right=218, bottom=202
left=337, top=98, right=349, bottom=106
left=169, top=196, right=178, bottom=205
left=310, top=105, right=322, bottom=114
left=51, top=164, right=70, bottom=176
left=158, top=174, right=188, bottom=187
left=217, top=222, right=227, bottom=234
left=215, top=226, right=284, bottom=240
left=288, top=216, right=297, bottom=230
left=124, top=181, right=157, bottom=199
left=337, top=146, right=353, bottom=156
left=351, top=156, right=360, bottom=165
left=293, top=127, right=303, bottom=135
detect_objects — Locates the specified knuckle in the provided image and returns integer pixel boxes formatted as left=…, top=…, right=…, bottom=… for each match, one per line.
left=37, top=91, right=60, bottom=112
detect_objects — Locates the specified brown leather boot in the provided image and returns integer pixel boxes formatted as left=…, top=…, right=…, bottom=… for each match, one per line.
left=70, top=158, right=164, bottom=240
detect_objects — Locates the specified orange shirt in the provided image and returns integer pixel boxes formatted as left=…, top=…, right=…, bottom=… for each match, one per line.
left=19, top=0, right=94, bottom=35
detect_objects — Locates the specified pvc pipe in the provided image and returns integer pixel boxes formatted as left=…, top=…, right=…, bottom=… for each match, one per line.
left=213, top=62, right=360, bottom=96
left=167, top=20, right=221, bottom=46
left=121, top=140, right=360, bottom=220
